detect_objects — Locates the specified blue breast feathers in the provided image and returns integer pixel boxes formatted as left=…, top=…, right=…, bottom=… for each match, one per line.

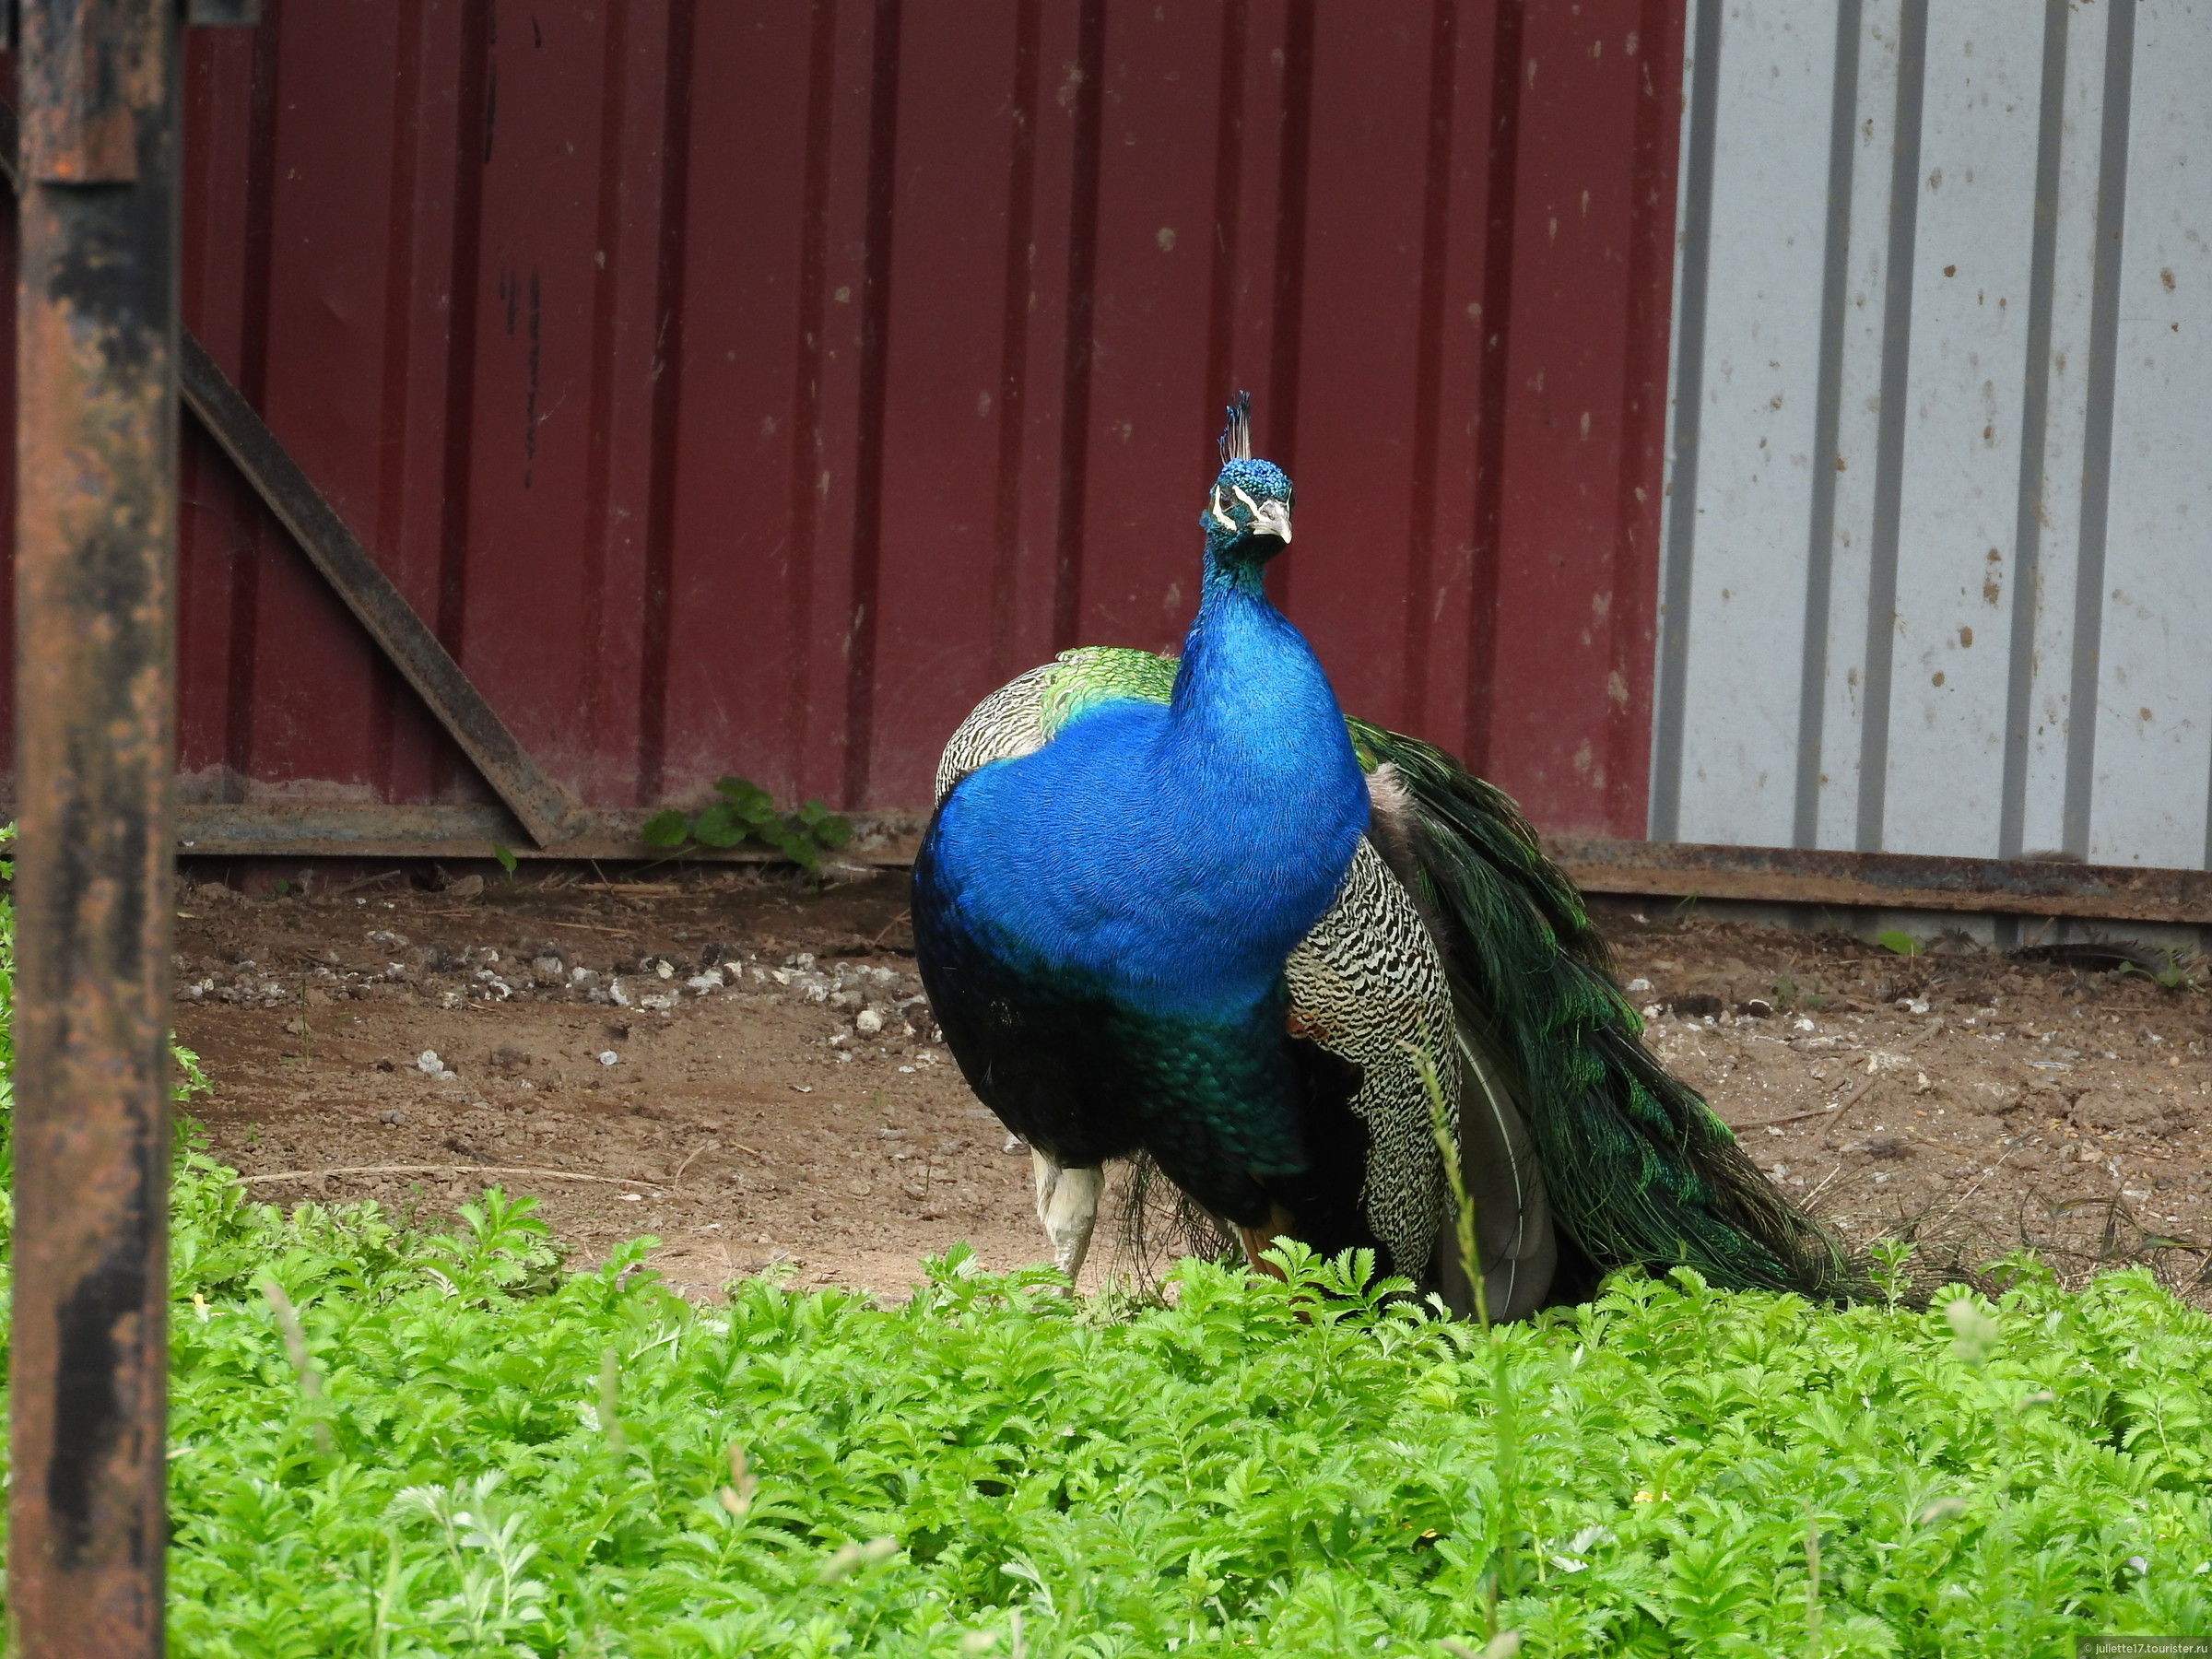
left=925, top=591, right=1369, bottom=1026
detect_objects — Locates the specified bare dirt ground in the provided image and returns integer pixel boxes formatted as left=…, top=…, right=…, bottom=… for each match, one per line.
left=171, top=867, right=2212, bottom=1303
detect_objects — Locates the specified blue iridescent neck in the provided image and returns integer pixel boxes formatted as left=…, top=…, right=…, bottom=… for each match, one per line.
left=1168, top=512, right=1351, bottom=814
left=1199, top=527, right=1271, bottom=600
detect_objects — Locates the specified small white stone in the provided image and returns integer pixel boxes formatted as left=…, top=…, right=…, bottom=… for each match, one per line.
left=855, top=1007, right=885, bottom=1035
left=618, top=1193, right=643, bottom=1202
left=415, top=1050, right=443, bottom=1075
left=598, top=1050, right=620, bottom=1066
left=655, top=959, right=676, bottom=980
left=1625, top=978, right=1653, bottom=993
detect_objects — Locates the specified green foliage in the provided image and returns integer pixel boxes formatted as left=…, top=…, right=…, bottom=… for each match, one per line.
left=490, top=843, right=519, bottom=877
left=2121, top=955, right=2199, bottom=994
left=1877, top=930, right=1924, bottom=958
left=641, top=777, right=853, bottom=873
left=1771, top=975, right=1826, bottom=1011
left=133, top=1224, right=2212, bottom=1655
left=1868, top=1239, right=1919, bottom=1311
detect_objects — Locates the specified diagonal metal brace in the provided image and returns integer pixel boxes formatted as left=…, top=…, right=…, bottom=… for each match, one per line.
left=1, top=90, right=587, bottom=847
left=176, top=336, right=587, bottom=845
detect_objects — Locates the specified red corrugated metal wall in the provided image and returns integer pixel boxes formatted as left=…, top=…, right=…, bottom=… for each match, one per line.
left=11, top=0, right=1684, bottom=841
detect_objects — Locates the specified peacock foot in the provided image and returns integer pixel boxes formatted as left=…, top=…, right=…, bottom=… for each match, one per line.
left=1030, top=1151, right=1104, bottom=1288
left=1235, top=1206, right=1298, bottom=1281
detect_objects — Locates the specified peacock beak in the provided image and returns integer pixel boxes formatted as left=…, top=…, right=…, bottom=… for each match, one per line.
left=1253, top=499, right=1292, bottom=545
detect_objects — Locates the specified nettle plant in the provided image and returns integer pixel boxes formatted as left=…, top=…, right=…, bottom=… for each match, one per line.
left=641, top=777, right=853, bottom=874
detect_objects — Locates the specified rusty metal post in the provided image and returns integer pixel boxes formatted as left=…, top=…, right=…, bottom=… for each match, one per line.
left=9, top=1, right=182, bottom=1654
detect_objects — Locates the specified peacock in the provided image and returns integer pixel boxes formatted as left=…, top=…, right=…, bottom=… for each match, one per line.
left=912, top=397, right=1847, bottom=1317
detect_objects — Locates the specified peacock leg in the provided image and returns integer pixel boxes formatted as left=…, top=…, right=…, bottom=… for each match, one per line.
left=1030, top=1151, right=1105, bottom=1284
left=1234, top=1205, right=1298, bottom=1280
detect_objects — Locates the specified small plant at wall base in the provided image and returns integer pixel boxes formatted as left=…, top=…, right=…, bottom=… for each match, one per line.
left=2121, top=954, right=2200, bottom=994
left=641, top=776, right=853, bottom=873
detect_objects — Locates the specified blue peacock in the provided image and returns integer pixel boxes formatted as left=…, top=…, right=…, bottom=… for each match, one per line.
left=913, top=396, right=1846, bottom=1316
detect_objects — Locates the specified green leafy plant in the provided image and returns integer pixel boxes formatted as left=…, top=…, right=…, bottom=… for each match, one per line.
left=1771, top=974, right=1826, bottom=1011
left=1876, top=929, right=1923, bottom=958
left=2120, top=953, right=2200, bottom=994
left=490, top=843, right=518, bottom=878
left=1867, top=1236, right=1917, bottom=1309
left=143, top=1211, right=2212, bottom=1657
left=641, top=776, right=853, bottom=873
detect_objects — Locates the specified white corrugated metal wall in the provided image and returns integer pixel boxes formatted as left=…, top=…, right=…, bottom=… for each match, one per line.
left=1653, top=0, right=2211, bottom=883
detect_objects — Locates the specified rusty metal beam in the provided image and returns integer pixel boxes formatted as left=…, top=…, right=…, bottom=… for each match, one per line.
left=1549, top=838, right=2212, bottom=926
left=155, top=809, right=2212, bottom=924
left=10, top=2, right=180, bottom=1653
left=153, top=812, right=2212, bottom=927
left=171, top=802, right=927, bottom=867
left=0, top=89, right=585, bottom=851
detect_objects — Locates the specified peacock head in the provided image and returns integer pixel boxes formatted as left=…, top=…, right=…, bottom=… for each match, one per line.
left=1202, top=393, right=1293, bottom=567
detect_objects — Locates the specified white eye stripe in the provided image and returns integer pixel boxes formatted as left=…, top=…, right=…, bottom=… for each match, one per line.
left=1211, top=488, right=1237, bottom=530
left=1231, top=486, right=1265, bottom=519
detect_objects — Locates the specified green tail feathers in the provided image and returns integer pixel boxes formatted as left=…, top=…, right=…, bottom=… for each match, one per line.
left=1350, top=720, right=1853, bottom=1300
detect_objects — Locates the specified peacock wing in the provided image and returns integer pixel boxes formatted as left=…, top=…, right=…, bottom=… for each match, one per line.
left=1345, top=719, right=1851, bottom=1300
left=934, top=663, right=1056, bottom=805
left=935, top=647, right=1179, bottom=805
left=1286, top=835, right=1557, bottom=1317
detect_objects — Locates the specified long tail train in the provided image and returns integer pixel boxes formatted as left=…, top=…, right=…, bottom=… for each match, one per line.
left=1352, top=719, right=1854, bottom=1301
